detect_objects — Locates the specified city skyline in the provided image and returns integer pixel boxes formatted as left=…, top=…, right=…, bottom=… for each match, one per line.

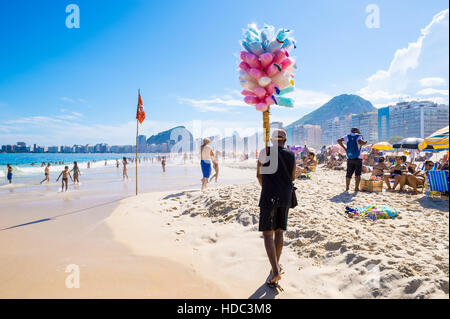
left=3, top=99, right=448, bottom=153
left=0, top=1, right=448, bottom=146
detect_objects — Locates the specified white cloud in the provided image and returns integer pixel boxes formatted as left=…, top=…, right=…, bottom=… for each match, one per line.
left=416, top=88, right=449, bottom=96
left=60, top=97, right=76, bottom=103
left=357, top=9, right=449, bottom=106
left=179, top=97, right=246, bottom=112
left=291, top=89, right=332, bottom=109
left=419, top=77, right=446, bottom=87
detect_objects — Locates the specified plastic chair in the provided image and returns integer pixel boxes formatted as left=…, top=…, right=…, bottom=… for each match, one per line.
left=425, top=170, right=449, bottom=199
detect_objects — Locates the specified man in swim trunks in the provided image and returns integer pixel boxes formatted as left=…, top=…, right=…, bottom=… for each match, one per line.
left=40, top=163, right=51, bottom=184
left=56, top=166, right=73, bottom=192
left=200, top=138, right=214, bottom=190
left=6, top=164, right=13, bottom=184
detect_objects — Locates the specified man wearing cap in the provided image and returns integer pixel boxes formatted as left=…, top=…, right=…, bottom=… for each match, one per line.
left=337, top=128, right=368, bottom=192
left=257, top=129, right=297, bottom=286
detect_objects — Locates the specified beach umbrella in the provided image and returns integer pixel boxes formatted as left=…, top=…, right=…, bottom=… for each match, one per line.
left=393, top=137, right=426, bottom=149
left=328, top=144, right=346, bottom=155
left=372, top=142, right=394, bottom=151
left=290, top=145, right=304, bottom=153
left=419, top=126, right=449, bottom=151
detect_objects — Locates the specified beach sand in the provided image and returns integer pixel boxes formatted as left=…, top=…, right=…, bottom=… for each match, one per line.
left=107, top=164, right=449, bottom=299
left=1, top=160, right=448, bottom=298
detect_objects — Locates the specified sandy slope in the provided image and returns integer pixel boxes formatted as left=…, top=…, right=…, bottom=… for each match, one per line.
left=106, top=166, right=449, bottom=298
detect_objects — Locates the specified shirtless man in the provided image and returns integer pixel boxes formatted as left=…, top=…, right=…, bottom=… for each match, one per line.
left=200, top=138, right=215, bottom=190
left=56, top=166, right=73, bottom=192
left=40, top=163, right=51, bottom=184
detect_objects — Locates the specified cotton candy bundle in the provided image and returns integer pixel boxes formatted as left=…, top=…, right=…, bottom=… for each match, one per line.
left=238, top=24, right=297, bottom=113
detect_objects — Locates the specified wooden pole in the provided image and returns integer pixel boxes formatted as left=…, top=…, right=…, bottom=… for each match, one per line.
left=263, top=107, right=270, bottom=148
left=136, top=118, right=139, bottom=196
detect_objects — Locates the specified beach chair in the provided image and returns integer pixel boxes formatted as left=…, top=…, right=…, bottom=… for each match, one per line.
left=425, top=170, right=449, bottom=199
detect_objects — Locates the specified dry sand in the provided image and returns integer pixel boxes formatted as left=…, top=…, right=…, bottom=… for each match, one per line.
left=106, top=164, right=449, bottom=299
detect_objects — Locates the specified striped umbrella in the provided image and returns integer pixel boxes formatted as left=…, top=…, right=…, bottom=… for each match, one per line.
left=419, top=126, right=449, bottom=151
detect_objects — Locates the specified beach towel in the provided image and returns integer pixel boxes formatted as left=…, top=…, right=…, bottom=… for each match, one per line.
left=345, top=205, right=401, bottom=220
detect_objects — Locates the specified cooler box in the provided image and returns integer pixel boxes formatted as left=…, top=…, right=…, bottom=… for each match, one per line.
left=361, top=179, right=383, bottom=192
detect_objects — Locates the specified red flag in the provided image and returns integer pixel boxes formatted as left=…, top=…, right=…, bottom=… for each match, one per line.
left=136, top=90, right=146, bottom=124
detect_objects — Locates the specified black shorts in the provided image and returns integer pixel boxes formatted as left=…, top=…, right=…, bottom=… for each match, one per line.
left=346, top=158, right=362, bottom=178
left=259, top=206, right=289, bottom=231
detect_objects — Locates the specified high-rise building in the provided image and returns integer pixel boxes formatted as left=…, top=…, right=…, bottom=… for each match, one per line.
left=380, top=101, right=449, bottom=139
left=351, top=111, right=378, bottom=143
left=377, top=107, right=390, bottom=141
left=290, top=124, right=322, bottom=147
left=321, top=114, right=353, bottom=145
left=137, top=135, right=148, bottom=153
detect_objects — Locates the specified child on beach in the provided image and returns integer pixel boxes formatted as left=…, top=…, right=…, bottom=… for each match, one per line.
left=40, top=163, right=51, bottom=184
left=6, top=164, right=13, bottom=184
left=70, top=161, right=81, bottom=184
left=122, top=157, right=128, bottom=180
left=56, top=166, right=73, bottom=192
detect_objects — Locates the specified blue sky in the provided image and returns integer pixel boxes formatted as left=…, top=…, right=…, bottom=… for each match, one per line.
left=0, top=0, right=448, bottom=145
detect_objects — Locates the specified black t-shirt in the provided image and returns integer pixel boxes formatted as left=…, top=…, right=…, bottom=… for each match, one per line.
left=258, top=146, right=295, bottom=208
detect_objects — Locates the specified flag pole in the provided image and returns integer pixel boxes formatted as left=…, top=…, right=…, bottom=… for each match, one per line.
left=136, top=89, right=139, bottom=196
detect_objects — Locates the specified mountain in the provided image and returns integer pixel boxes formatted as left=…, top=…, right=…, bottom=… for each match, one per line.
left=286, top=94, right=376, bottom=128
left=146, top=126, right=193, bottom=150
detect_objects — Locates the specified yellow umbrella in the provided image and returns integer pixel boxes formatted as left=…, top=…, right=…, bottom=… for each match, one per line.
left=419, top=126, right=449, bottom=151
left=372, top=142, right=394, bottom=151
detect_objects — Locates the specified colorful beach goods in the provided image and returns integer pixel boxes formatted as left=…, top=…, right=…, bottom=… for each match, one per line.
left=419, top=126, right=449, bottom=151
left=345, top=205, right=401, bottom=220
left=238, top=24, right=297, bottom=146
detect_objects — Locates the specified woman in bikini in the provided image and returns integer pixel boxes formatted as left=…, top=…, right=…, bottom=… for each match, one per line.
left=209, top=151, right=220, bottom=183
left=70, top=161, right=81, bottom=184
left=371, top=157, right=388, bottom=178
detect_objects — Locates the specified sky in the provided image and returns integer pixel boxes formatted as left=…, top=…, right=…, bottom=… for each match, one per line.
left=0, top=0, right=448, bottom=146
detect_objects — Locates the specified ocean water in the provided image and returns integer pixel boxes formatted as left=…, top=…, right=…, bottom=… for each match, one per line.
left=0, top=153, right=161, bottom=179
